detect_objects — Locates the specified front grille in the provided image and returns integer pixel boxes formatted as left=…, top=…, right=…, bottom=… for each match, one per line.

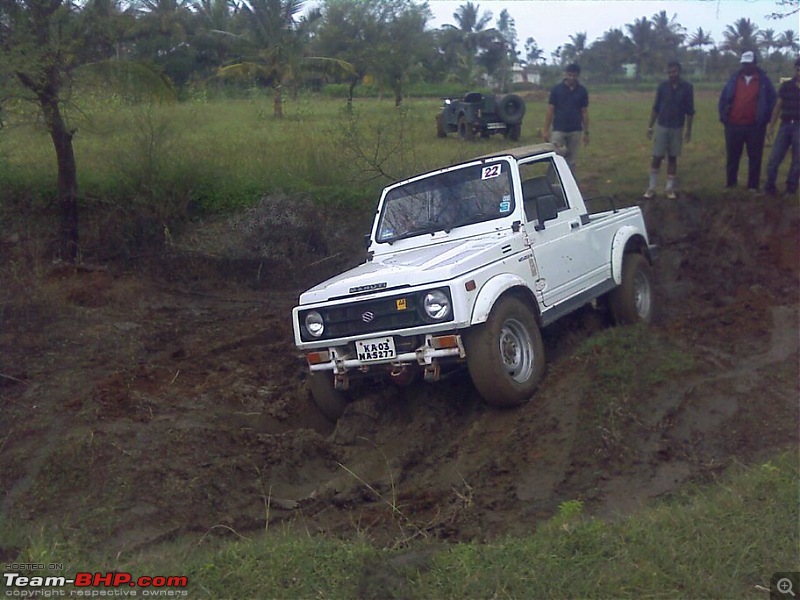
left=299, top=288, right=453, bottom=342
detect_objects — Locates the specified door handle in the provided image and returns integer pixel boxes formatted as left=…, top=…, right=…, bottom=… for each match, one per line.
left=570, top=220, right=580, bottom=230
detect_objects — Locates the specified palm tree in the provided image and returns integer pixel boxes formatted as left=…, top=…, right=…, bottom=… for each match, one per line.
left=759, top=28, right=778, bottom=56
left=524, top=37, right=544, bottom=65
left=585, top=27, right=631, bottom=79
left=79, top=0, right=136, bottom=61
left=441, top=1, right=495, bottom=86
left=217, top=0, right=351, bottom=117
left=626, top=17, right=654, bottom=79
left=688, top=26, right=713, bottom=49
left=452, top=1, right=492, bottom=49
left=779, top=29, right=799, bottom=53
left=688, top=26, right=713, bottom=75
left=550, top=45, right=561, bottom=66
left=721, top=17, right=760, bottom=55
left=650, top=10, right=685, bottom=67
left=561, top=31, right=587, bottom=66
left=494, top=8, right=517, bottom=90
left=192, top=0, right=237, bottom=75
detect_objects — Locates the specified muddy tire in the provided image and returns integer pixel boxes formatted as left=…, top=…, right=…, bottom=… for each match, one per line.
left=458, top=115, right=474, bottom=141
left=610, top=253, right=654, bottom=325
left=497, top=93, right=526, bottom=125
left=464, top=295, right=545, bottom=407
left=436, top=113, right=447, bottom=138
left=308, top=372, right=347, bottom=422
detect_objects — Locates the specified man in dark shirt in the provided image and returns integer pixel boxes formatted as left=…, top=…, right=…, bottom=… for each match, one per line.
left=644, top=61, right=695, bottom=199
left=765, top=57, right=800, bottom=196
left=718, top=51, right=777, bottom=191
left=543, top=63, right=589, bottom=174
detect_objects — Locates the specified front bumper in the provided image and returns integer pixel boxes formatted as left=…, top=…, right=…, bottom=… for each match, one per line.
left=306, top=333, right=466, bottom=375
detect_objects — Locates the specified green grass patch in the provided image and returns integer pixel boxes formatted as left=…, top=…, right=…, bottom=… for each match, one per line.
left=1, top=453, right=795, bottom=598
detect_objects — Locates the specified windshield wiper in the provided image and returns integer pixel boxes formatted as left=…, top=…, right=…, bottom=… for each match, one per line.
left=387, top=222, right=446, bottom=244
left=444, top=213, right=488, bottom=233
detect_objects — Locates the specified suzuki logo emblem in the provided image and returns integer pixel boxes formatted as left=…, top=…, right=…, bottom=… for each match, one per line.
left=362, top=311, right=375, bottom=323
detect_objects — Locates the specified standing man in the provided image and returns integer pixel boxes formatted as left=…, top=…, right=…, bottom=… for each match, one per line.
left=764, top=57, right=800, bottom=196
left=718, top=51, right=777, bottom=191
left=543, top=63, right=589, bottom=174
left=644, top=61, right=695, bottom=199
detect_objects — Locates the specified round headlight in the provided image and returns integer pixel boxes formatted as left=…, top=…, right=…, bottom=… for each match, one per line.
left=423, top=290, right=451, bottom=320
left=305, top=311, right=325, bottom=338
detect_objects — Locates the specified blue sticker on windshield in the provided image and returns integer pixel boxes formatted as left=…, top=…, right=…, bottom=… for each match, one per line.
left=499, top=195, right=511, bottom=212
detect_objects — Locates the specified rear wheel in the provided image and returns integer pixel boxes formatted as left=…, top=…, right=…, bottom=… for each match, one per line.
left=308, top=372, right=348, bottom=422
left=464, top=296, right=545, bottom=407
left=610, top=253, right=654, bottom=325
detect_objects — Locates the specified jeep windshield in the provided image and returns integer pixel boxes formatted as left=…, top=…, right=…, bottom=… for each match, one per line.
left=376, top=161, right=514, bottom=244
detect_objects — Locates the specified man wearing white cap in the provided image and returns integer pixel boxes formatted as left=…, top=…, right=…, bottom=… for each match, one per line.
left=718, top=50, right=777, bottom=191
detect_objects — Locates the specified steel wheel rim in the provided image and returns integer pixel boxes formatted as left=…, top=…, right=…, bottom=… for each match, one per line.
left=498, top=318, right=534, bottom=383
left=633, top=269, right=652, bottom=318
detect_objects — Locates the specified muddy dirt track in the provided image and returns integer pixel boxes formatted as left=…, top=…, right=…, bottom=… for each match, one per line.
left=0, top=193, right=798, bottom=554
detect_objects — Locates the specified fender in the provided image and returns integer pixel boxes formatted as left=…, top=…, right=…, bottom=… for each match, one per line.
left=611, top=226, right=646, bottom=285
left=470, top=273, right=535, bottom=325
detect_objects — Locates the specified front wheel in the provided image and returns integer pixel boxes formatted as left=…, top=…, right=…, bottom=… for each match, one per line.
left=609, top=253, right=654, bottom=325
left=464, top=295, right=546, bottom=407
left=307, top=372, right=348, bottom=422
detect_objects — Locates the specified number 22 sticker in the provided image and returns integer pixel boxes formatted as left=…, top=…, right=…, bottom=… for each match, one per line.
left=481, top=164, right=501, bottom=179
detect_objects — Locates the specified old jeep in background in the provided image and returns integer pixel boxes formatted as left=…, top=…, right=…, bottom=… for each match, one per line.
left=436, top=92, right=526, bottom=141
left=292, top=144, right=656, bottom=421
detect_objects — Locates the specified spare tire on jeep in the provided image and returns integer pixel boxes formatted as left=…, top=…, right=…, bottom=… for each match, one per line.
left=497, top=94, right=526, bottom=125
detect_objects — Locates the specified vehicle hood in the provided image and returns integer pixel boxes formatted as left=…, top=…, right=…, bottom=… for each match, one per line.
left=299, top=234, right=511, bottom=304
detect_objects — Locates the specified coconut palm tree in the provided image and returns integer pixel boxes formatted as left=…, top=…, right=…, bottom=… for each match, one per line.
left=650, top=10, right=685, bottom=67
left=688, top=26, right=713, bottom=74
left=759, top=28, right=779, bottom=56
left=626, top=17, right=654, bottom=79
left=440, top=1, right=495, bottom=86
left=524, top=37, right=544, bottom=65
left=561, top=31, right=587, bottom=66
left=216, top=0, right=351, bottom=117
left=721, top=17, right=760, bottom=55
left=778, top=29, right=799, bottom=53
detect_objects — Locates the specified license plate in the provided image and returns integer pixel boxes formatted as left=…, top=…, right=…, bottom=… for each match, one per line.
left=486, top=122, right=506, bottom=129
left=355, top=337, right=396, bottom=362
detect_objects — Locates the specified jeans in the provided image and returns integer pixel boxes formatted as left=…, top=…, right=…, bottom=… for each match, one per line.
left=724, top=123, right=767, bottom=189
left=765, top=121, right=800, bottom=193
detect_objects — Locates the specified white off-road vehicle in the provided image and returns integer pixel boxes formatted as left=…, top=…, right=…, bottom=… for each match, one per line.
left=292, top=144, right=655, bottom=420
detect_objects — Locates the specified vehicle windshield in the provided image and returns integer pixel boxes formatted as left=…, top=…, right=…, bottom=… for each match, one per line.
left=375, top=161, right=514, bottom=243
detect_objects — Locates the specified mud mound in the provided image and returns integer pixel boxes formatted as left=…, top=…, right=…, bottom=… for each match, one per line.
left=0, top=194, right=797, bottom=552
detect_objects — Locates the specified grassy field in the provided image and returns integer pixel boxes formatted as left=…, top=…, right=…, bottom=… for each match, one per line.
left=0, top=88, right=773, bottom=220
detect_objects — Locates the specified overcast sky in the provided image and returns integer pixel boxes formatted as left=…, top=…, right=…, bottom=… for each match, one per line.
left=426, top=0, right=791, bottom=58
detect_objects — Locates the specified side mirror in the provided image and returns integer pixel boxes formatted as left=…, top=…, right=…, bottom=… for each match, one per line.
left=534, top=195, right=559, bottom=231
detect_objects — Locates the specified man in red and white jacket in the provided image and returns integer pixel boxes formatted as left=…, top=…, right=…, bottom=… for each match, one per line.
left=718, top=50, right=777, bottom=192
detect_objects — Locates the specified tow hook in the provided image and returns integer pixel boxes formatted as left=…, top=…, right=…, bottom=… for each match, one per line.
left=424, top=363, right=441, bottom=383
left=389, top=365, right=416, bottom=387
